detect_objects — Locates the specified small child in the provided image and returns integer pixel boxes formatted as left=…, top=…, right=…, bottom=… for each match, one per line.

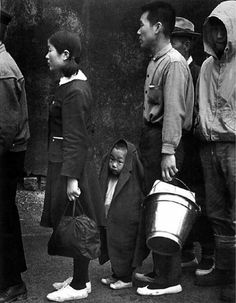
left=99, top=139, right=144, bottom=290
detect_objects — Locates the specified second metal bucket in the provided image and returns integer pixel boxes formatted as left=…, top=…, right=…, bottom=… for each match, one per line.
left=144, top=179, right=200, bottom=256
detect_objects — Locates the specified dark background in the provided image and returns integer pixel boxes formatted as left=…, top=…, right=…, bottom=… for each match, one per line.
left=1, top=0, right=221, bottom=176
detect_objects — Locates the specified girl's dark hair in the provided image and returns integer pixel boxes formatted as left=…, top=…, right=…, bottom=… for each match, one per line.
left=49, top=30, right=82, bottom=77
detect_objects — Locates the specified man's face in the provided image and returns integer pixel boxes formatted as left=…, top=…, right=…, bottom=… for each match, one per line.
left=171, top=36, right=190, bottom=59
left=171, top=36, right=185, bottom=56
left=137, top=11, right=157, bottom=49
left=209, top=19, right=227, bottom=56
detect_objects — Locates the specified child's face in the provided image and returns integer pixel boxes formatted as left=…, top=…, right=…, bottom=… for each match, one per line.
left=109, top=148, right=127, bottom=176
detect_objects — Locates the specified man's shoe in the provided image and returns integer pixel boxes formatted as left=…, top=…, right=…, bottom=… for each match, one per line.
left=110, top=280, right=132, bottom=290
left=46, top=285, right=88, bottom=302
left=195, top=257, right=215, bottom=276
left=134, top=272, right=156, bottom=283
left=137, top=284, right=182, bottom=296
left=220, top=283, right=235, bottom=302
left=181, top=257, right=199, bottom=269
left=52, top=277, right=91, bottom=293
left=195, top=269, right=234, bottom=286
left=101, top=276, right=117, bottom=285
left=0, top=282, right=27, bottom=303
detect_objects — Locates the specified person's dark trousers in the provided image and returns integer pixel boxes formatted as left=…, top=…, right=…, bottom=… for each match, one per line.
left=70, top=257, right=90, bottom=290
left=180, top=134, right=214, bottom=260
left=200, top=142, right=235, bottom=298
left=0, top=151, right=27, bottom=290
left=184, top=214, right=214, bottom=258
left=139, top=124, right=184, bottom=286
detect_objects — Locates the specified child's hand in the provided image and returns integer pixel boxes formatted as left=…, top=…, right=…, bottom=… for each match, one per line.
left=67, top=178, right=81, bottom=201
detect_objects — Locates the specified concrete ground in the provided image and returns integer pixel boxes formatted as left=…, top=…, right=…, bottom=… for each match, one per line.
left=16, top=190, right=222, bottom=303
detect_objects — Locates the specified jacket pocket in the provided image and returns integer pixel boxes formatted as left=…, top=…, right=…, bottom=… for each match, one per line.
left=147, top=85, right=163, bottom=105
left=48, top=137, right=63, bottom=162
left=220, top=102, right=236, bottom=131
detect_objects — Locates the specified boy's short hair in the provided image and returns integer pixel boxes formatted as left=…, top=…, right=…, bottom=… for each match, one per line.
left=141, top=1, right=176, bottom=37
left=113, top=140, right=128, bottom=153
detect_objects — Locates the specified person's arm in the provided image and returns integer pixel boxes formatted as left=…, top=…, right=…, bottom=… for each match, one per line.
left=161, top=61, right=190, bottom=181
left=0, top=78, right=20, bottom=155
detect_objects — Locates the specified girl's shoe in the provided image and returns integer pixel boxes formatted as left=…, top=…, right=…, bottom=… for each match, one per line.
left=110, top=280, right=132, bottom=290
left=53, top=277, right=91, bottom=293
left=101, top=277, right=117, bottom=285
left=46, top=285, right=88, bottom=302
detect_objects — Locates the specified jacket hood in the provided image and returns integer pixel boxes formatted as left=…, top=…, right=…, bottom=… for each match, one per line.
left=203, top=1, right=236, bottom=58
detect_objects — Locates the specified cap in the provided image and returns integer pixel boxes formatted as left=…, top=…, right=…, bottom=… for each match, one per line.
left=172, top=17, right=200, bottom=37
left=0, top=9, right=12, bottom=26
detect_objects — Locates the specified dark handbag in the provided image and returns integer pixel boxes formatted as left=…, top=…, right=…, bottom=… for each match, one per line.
left=48, top=199, right=100, bottom=260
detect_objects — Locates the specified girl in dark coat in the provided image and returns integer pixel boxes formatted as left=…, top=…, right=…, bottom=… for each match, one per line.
left=40, top=31, right=105, bottom=302
left=99, top=139, right=144, bottom=290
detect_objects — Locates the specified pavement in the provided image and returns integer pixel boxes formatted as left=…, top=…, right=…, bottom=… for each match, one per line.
left=16, top=190, right=222, bottom=303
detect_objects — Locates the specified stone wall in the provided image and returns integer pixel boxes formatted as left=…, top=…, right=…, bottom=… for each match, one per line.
left=1, top=0, right=221, bottom=175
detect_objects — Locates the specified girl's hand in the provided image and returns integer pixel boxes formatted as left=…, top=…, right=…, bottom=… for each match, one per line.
left=67, top=178, right=81, bottom=201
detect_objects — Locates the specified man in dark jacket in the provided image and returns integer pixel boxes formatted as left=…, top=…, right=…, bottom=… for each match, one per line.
left=171, top=17, right=215, bottom=277
left=0, top=9, right=30, bottom=302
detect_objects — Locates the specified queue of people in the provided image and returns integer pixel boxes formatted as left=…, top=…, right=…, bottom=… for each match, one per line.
left=0, top=1, right=235, bottom=303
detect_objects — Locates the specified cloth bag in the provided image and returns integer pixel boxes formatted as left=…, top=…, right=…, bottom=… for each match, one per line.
left=48, top=199, right=100, bottom=260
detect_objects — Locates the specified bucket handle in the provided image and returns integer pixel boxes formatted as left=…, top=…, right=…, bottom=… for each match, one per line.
left=151, top=178, right=201, bottom=212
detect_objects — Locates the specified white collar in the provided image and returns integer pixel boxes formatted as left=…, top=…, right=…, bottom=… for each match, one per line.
left=59, top=70, right=87, bottom=86
left=187, top=56, right=193, bottom=65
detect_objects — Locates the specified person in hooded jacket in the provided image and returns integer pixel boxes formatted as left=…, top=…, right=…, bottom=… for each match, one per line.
left=99, top=139, right=145, bottom=290
left=194, top=2, right=236, bottom=302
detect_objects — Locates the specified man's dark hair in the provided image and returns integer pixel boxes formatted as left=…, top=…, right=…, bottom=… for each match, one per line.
left=0, top=10, right=12, bottom=41
left=0, top=24, right=7, bottom=41
left=141, top=1, right=176, bottom=37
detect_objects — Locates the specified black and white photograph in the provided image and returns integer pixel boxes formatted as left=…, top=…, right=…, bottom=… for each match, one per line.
left=0, top=0, right=235, bottom=302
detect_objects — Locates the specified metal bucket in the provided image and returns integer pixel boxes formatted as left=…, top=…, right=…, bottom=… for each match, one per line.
left=144, top=179, right=200, bottom=256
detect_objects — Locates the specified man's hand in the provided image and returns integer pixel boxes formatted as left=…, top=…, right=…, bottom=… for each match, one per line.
left=161, top=154, right=178, bottom=182
left=67, top=178, right=81, bottom=201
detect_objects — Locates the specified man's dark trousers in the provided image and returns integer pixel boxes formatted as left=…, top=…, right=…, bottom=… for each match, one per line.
left=139, top=124, right=184, bottom=286
left=0, top=151, right=27, bottom=289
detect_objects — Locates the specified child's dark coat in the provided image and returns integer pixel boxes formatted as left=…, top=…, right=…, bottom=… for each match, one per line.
left=99, top=139, right=145, bottom=277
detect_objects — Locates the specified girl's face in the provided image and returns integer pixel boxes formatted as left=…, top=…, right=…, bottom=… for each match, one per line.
left=45, top=41, right=67, bottom=72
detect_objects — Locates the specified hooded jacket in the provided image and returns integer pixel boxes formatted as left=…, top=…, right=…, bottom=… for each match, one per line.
left=195, top=1, right=236, bottom=142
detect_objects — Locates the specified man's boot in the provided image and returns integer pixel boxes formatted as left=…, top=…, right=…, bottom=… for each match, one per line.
left=195, top=235, right=235, bottom=291
left=215, top=235, right=235, bottom=303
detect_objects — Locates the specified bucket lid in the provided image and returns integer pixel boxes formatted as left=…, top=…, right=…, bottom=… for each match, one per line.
left=148, top=180, right=195, bottom=203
